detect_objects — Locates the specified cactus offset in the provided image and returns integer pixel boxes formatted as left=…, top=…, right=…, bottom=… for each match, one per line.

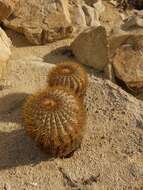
left=22, top=87, right=86, bottom=157
left=48, top=62, right=88, bottom=97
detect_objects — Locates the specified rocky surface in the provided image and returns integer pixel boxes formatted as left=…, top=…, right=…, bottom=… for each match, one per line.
left=71, top=26, right=109, bottom=70
left=3, top=0, right=73, bottom=45
left=2, top=0, right=109, bottom=44
left=112, top=34, right=143, bottom=91
left=69, top=0, right=104, bottom=31
left=1, top=0, right=122, bottom=45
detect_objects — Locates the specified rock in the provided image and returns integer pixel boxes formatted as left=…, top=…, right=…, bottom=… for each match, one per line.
left=69, top=3, right=87, bottom=29
left=121, top=14, right=143, bottom=31
left=113, top=35, right=143, bottom=91
left=0, top=27, right=11, bottom=62
left=111, top=8, right=143, bottom=36
left=69, top=0, right=104, bottom=32
left=109, top=34, right=130, bottom=58
left=0, top=56, right=55, bottom=113
left=98, top=0, right=122, bottom=34
left=109, top=0, right=118, bottom=6
left=0, top=27, right=11, bottom=79
left=3, top=0, right=73, bottom=45
left=4, top=56, right=54, bottom=91
left=109, top=34, right=143, bottom=58
left=71, top=26, right=109, bottom=70
left=82, top=3, right=101, bottom=26
left=93, top=0, right=105, bottom=21
left=0, top=0, right=18, bottom=21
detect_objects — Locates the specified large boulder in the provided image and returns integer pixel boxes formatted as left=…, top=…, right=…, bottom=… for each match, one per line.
left=3, top=56, right=54, bottom=91
left=3, top=0, right=73, bottom=45
left=0, top=56, right=54, bottom=113
left=0, top=0, right=18, bottom=21
left=109, top=34, right=141, bottom=58
left=0, top=27, right=11, bottom=79
left=71, top=26, right=109, bottom=70
left=112, top=34, right=143, bottom=92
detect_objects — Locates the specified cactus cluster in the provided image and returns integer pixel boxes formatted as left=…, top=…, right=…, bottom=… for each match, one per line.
left=22, top=87, right=86, bottom=157
left=48, top=62, right=88, bottom=97
left=22, top=62, right=88, bottom=158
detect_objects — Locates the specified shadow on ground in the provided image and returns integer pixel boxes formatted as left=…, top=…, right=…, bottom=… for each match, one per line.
left=0, top=129, right=50, bottom=171
left=0, top=93, right=51, bottom=170
left=0, top=93, right=29, bottom=123
left=0, top=93, right=66, bottom=171
left=43, top=46, right=105, bottom=80
left=43, top=46, right=74, bottom=64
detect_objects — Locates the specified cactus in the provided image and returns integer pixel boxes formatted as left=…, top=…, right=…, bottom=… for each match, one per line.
left=22, top=87, right=86, bottom=157
left=48, top=62, right=88, bottom=97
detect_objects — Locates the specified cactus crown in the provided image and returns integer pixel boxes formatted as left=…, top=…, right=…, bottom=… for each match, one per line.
left=22, top=86, right=86, bottom=157
left=48, top=62, right=88, bottom=97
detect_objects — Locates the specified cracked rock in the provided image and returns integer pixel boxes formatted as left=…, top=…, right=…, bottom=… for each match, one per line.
left=3, top=0, right=73, bottom=45
left=113, top=35, right=143, bottom=92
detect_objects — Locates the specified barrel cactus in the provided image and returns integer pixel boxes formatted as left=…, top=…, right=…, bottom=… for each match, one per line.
left=22, top=87, right=86, bottom=157
left=48, top=62, right=88, bottom=97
